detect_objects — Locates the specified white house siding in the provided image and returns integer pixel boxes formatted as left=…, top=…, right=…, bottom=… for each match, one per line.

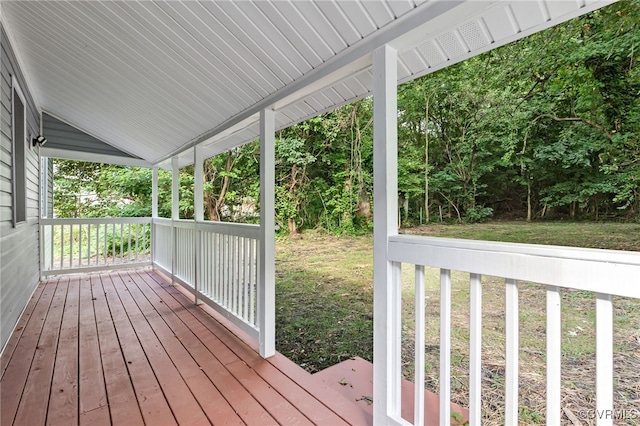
left=0, top=25, right=42, bottom=352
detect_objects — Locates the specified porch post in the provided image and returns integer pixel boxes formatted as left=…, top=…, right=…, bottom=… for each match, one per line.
left=171, top=156, right=179, bottom=283
left=152, top=166, right=159, bottom=217
left=372, top=44, right=401, bottom=423
left=151, top=166, right=158, bottom=265
left=194, top=147, right=204, bottom=222
left=259, top=108, right=276, bottom=358
left=194, top=146, right=204, bottom=304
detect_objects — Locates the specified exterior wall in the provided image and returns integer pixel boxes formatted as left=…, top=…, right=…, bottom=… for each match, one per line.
left=43, top=113, right=140, bottom=159
left=0, top=25, right=42, bottom=351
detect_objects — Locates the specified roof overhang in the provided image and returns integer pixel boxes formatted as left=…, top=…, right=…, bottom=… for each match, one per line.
left=2, top=0, right=617, bottom=168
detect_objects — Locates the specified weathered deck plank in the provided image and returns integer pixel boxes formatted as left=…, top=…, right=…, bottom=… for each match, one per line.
left=100, top=273, right=176, bottom=426
left=125, top=274, right=244, bottom=425
left=0, top=269, right=370, bottom=426
left=132, top=271, right=280, bottom=426
left=142, top=271, right=357, bottom=426
left=47, top=276, right=80, bottom=426
left=14, top=278, right=68, bottom=426
left=93, top=274, right=144, bottom=426
left=121, top=271, right=244, bottom=425
left=1, top=278, right=57, bottom=426
left=78, top=275, right=109, bottom=426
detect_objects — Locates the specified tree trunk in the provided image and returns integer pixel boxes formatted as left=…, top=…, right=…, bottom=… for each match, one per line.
left=288, top=218, right=297, bottom=234
left=403, top=196, right=409, bottom=223
left=204, top=152, right=234, bottom=222
left=526, top=177, right=532, bottom=222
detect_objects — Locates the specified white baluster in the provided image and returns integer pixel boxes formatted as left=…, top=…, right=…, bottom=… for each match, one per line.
left=505, top=278, right=519, bottom=425
left=469, top=273, right=482, bottom=425
left=414, top=265, right=425, bottom=426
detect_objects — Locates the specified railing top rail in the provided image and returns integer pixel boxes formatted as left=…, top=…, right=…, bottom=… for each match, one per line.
left=389, top=235, right=640, bottom=299
left=392, top=234, right=640, bottom=266
left=153, top=218, right=260, bottom=239
left=196, top=220, right=260, bottom=238
left=41, top=217, right=152, bottom=225
left=153, top=217, right=173, bottom=225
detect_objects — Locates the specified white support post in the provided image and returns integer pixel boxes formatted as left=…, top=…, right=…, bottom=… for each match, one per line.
left=194, top=146, right=204, bottom=305
left=259, top=108, right=276, bottom=358
left=171, top=157, right=179, bottom=284
left=372, top=44, right=400, bottom=424
left=194, top=147, right=204, bottom=223
left=152, top=166, right=159, bottom=218
left=171, top=157, right=180, bottom=221
left=151, top=166, right=158, bottom=264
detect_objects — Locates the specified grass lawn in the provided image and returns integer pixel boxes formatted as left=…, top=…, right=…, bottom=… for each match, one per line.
left=275, top=221, right=640, bottom=425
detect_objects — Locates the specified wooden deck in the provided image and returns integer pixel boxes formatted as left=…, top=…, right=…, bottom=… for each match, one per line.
left=0, top=269, right=371, bottom=426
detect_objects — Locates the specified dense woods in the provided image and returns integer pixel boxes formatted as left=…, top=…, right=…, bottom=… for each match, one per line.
left=55, top=1, right=640, bottom=233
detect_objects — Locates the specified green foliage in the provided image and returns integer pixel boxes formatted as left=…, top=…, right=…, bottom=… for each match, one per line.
left=54, top=161, right=178, bottom=218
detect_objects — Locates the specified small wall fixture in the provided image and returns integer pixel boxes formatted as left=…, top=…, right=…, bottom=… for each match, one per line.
left=32, top=135, right=47, bottom=147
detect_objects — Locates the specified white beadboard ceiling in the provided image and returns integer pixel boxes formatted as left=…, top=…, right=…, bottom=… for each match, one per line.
left=2, top=0, right=615, bottom=167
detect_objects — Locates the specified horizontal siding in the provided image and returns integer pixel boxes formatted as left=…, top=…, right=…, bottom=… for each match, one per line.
left=0, top=207, right=12, bottom=224
left=42, top=113, right=140, bottom=158
left=0, top=193, right=11, bottom=210
left=0, top=24, right=41, bottom=351
left=0, top=229, right=40, bottom=344
left=0, top=178, right=12, bottom=198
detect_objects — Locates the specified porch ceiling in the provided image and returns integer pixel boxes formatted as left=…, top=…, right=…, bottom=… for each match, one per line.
left=1, top=0, right=614, bottom=167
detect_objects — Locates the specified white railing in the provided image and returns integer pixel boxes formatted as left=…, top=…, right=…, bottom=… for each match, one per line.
left=40, top=217, right=152, bottom=276
left=152, top=218, right=261, bottom=341
left=152, top=217, right=173, bottom=273
left=386, top=235, right=640, bottom=426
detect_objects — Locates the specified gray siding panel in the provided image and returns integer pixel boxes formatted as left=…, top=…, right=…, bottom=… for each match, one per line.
left=43, top=113, right=140, bottom=158
left=0, top=24, right=41, bottom=351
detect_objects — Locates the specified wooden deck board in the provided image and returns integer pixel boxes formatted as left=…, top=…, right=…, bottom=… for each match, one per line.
left=133, top=271, right=280, bottom=426
left=14, top=278, right=68, bottom=426
left=100, top=273, right=176, bottom=426
left=0, top=269, right=371, bottom=426
left=47, top=276, right=80, bottom=426
left=143, top=271, right=360, bottom=426
left=78, top=275, right=110, bottom=425
left=125, top=271, right=254, bottom=426
left=109, top=273, right=210, bottom=426
left=1, top=278, right=58, bottom=426
left=121, top=271, right=244, bottom=425
left=141, top=272, right=310, bottom=424
left=93, top=274, right=144, bottom=426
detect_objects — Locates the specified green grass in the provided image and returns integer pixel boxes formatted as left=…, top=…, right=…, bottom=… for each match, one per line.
left=276, top=232, right=373, bottom=372
left=51, top=223, right=150, bottom=267
left=275, top=222, right=640, bottom=425
left=405, top=221, right=640, bottom=251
